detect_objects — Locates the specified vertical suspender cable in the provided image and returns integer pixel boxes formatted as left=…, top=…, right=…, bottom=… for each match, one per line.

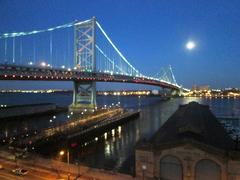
left=67, top=29, right=70, bottom=68
left=50, top=31, right=53, bottom=67
left=12, top=37, right=15, bottom=63
left=20, top=37, right=22, bottom=64
left=4, top=38, right=7, bottom=63
left=33, top=38, right=36, bottom=64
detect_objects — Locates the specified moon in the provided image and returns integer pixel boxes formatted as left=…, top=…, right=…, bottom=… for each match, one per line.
left=186, top=41, right=196, bottom=50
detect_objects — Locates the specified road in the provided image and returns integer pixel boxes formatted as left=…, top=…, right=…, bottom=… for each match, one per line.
left=0, top=150, right=133, bottom=180
left=0, top=158, right=84, bottom=180
left=0, top=159, right=58, bottom=180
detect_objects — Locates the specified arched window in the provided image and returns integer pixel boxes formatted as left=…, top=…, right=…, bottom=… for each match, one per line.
left=195, top=159, right=221, bottom=180
left=160, top=155, right=183, bottom=180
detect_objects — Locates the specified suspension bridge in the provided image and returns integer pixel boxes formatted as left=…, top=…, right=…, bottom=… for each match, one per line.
left=0, top=17, right=183, bottom=111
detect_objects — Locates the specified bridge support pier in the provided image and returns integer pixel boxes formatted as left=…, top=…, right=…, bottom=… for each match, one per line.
left=171, top=89, right=182, bottom=97
left=160, top=88, right=182, bottom=98
left=69, top=81, right=96, bottom=112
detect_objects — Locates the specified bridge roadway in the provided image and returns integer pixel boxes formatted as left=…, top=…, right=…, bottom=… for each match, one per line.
left=0, top=64, right=179, bottom=90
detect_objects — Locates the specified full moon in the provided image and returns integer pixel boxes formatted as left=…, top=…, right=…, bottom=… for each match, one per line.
left=186, top=41, right=196, bottom=50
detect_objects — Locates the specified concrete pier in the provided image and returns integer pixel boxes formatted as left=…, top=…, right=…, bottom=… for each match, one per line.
left=68, top=110, right=140, bottom=139
left=0, top=103, right=57, bottom=119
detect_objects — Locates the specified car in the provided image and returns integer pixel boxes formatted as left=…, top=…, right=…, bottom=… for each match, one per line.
left=11, top=168, right=28, bottom=176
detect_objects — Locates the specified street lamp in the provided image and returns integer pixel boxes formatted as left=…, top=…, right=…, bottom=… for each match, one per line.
left=142, top=164, right=147, bottom=180
left=59, top=150, right=70, bottom=179
left=59, top=150, right=65, bottom=156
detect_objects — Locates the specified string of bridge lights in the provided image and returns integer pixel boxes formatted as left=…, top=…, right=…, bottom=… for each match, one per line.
left=0, top=18, right=179, bottom=87
left=0, top=20, right=91, bottom=39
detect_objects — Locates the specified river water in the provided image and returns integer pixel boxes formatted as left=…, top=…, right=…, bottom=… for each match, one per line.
left=0, top=93, right=240, bottom=174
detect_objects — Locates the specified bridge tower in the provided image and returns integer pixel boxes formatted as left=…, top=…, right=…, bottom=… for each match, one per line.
left=69, top=17, right=97, bottom=112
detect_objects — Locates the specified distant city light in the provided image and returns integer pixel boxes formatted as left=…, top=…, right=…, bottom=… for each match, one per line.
left=61, top=65, right=65, bottom=69
left=28, top=62, right=33, bottom=65
left=186, top=41, right=196, bottom=50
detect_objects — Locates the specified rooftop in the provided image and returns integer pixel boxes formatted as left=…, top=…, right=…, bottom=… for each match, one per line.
left=142, top=102, right=236, bottom=153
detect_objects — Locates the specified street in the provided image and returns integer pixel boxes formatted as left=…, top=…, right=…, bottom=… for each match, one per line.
left=0, top=158, right=80, bottom=180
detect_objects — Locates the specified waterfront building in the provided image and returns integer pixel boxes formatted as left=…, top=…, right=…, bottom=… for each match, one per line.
left=135, top=102, right=240, bottom=180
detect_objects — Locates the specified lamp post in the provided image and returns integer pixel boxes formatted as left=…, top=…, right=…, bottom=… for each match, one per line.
left=75, top=161, right=81, bottom=179
left=59, top=149, right=70, bottom=179
left=142, top=164, right=147, bottom=180
left=67, top=150, right=70, bottom=180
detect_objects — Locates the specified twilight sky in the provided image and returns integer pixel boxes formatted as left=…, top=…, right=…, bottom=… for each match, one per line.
left=0, top=0, right=240, bottom=90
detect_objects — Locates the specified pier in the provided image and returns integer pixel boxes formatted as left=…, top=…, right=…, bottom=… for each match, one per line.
left=68, top=109, right=140, bottom=139
left=11, top=107, right=140, bottom=148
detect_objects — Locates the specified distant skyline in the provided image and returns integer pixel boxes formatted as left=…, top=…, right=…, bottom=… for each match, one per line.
left=0, top=0, right=240, bottom=89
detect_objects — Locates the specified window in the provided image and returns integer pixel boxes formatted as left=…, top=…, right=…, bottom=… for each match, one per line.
left=160, top=155, right=183, bottom=180
left=195, top=159, right=221, bottom=180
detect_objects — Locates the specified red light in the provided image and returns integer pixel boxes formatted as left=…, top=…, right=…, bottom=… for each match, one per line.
left=71, top=143, right=78, bottom=148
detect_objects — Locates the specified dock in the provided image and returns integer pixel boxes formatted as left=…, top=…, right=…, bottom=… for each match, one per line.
left=68, top=110, right=140, bottom=139
left=12, top=108, right=140, bottom=148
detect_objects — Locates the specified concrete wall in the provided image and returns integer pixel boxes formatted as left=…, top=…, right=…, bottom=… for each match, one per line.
left=0, top=103, right=56, bottom=118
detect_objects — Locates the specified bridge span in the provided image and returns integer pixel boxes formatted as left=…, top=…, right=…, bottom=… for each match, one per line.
left=0, top=17, right=182, bottom=111
left=0, top=64, right=179, bottom=90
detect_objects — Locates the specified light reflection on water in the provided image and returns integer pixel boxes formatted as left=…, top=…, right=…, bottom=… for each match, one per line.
left=0, top=93, right=240, bottom=174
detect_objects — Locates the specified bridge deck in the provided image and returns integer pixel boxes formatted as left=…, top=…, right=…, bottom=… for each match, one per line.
left=0, top=64, right=179, bottom=90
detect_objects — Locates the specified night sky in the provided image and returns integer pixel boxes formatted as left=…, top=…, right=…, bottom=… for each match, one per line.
left=0, top=0, right=240, bottom=90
